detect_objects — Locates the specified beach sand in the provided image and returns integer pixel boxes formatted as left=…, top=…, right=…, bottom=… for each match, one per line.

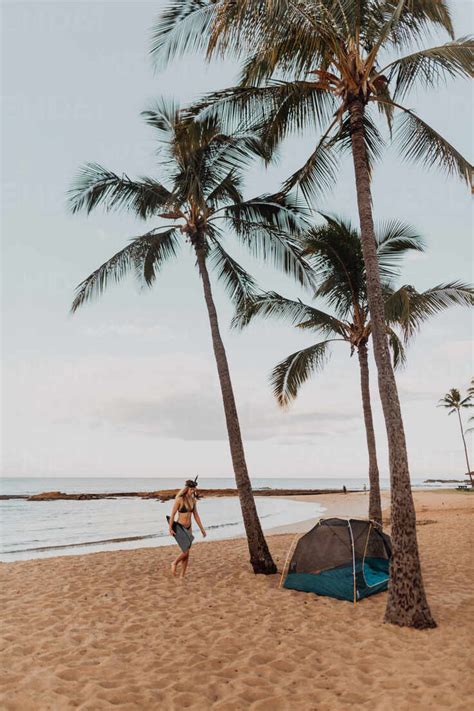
left=1, top=490, right=472, bottom=710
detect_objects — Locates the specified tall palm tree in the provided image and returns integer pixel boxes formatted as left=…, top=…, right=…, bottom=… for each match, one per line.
left=438, top=388, right=473, bottom=486
left=234, top=215, right=473, bottom=525
left=151, top=0, right=472, bottom=628
left=68, top=100, right=314, bottom=574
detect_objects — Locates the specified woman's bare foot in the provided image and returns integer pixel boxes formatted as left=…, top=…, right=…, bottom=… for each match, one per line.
left=171, top=561, right=178, bottom=577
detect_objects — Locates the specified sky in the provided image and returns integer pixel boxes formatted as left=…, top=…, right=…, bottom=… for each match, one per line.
left=1, top=0, right=473, bottom=481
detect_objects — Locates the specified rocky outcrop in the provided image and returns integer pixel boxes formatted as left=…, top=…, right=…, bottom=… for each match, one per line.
left=0, top=487, right=346, bottom=502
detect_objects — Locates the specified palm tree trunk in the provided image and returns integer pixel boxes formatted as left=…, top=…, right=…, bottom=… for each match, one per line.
left=349, top=98, right=436, bottom=629
left=194, top=244, right=277, bottom=574
left=456, top=409, right=473, bottom=486
left=358, top=342, right=383, bottom=526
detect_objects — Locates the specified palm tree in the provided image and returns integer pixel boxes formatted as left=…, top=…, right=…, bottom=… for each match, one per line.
left=151, top=0, right=472, bottom=628
left=68, top=100, right=314, bottom=574
left=438, top=388, right=473, bottom=486
left=234, top=215, right=473, bottom=525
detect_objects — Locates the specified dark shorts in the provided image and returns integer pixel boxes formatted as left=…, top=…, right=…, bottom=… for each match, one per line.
left=166, top=516, right=194, bottom=552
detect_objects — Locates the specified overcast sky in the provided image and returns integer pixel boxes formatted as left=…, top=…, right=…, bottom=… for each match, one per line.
left=1, top=1, right=473, bottom=480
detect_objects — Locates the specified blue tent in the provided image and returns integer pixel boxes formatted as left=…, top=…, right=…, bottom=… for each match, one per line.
left=281, top=518, right=391, bottom=603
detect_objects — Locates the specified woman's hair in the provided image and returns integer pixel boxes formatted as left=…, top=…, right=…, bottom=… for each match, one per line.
left=175, top=485, right=196, bottom=508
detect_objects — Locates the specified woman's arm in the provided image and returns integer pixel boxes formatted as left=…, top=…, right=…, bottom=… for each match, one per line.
left=168, top=498, right=180, bottom=536
left=193, top=505, right=206, bottom=537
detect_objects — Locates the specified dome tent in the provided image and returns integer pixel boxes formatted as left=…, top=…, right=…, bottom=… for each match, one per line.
left=281, top=518, right=391, bottom=604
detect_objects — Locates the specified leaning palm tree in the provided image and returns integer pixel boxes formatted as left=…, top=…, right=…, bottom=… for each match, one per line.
left=151, top=0, right=473, bottom=628
left=68, top=100, right=313, bottom=574
left=234, top=215, right=473, bottom=526
left=438, top=388, right=473, bottom=486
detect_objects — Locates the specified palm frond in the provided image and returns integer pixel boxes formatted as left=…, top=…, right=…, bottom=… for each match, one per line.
left=282, top=118, right=340, bottom=201
left=375, top=219, right=425, bottom=281
left=218, top=193, right=313, bottom=287
left=208, top=0, right=338, bottom=74
left=385, top=281, right=474, bottom=341
left=396, top=0, right=454, bottom=40
left=332, top=110, right=385, bottom=173
left=218, top=192, right=311, bottom=233
left=141, top=228, right=182, bottom=286
left=68, top=163, right=173, bottom=218
left=71, top=228, right=181, bottom=312
left=150, top=1, right=217, bottom=66
left=141, top=98, right=180, bottom=144
left=302, top=216, right=366, bottom=318
left=270, top=340, right=332, bottom=407
left=257, top=82, right=336, bottom=152
left=188, top=82, right=335, bottom=150
left=230, top=219, right=314, bottom=287
left=390, top=103, right=472, bottom=184
left=205, top=169, right=243, bottom=206
left=172, top=124, right=272, bottom=204
left=373, top=77, right=395, bottom=136
left=208, top=239, right=258, bottom=307
left=382, top=37, right=474, bottom=101
left=364, top=0, right=453, bottom=56
left=365, top=0, right=411, bottom=73
left=386, top=326, right=407, bottom=368
left=202, top=129, right=273, bottom=176
left=232, top=291, right=346, bottom=338
left=468, top=378, right=474, bottom=398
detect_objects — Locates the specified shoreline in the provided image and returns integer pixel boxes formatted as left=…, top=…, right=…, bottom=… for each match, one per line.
left=0, top=489, right=419, bottom=564
left=0, top=488, right=467, bottom=564
left=1, top=488, right=467, bottom=565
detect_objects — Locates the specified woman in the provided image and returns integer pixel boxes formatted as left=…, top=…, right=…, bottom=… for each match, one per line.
left=168, top=477, right=206, bottom=577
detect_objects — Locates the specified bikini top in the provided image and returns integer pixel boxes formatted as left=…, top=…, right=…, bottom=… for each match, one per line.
left=178, top=497, right=194, bottom=514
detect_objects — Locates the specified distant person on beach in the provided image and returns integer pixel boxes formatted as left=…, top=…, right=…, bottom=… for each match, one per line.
left=167, top=477, right=206, bottom=578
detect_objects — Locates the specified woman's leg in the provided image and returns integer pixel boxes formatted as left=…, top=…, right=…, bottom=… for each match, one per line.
left=171, top=550, right=188, bottom=576
left=180, top=551, right=190, bottom=578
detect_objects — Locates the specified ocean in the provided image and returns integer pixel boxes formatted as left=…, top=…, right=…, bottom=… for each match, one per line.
left=0, top=476, right=453, bottom=562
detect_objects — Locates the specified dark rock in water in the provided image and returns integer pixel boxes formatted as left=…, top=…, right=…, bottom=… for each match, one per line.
left=28, top=491, right=65, bottom=500
left=1, top=487, right=347, bottom=502
left=423, top=479, right=466, bottom=484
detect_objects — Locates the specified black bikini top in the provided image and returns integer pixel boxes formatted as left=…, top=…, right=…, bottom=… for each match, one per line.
left=178, top=497, right=194, bottom=514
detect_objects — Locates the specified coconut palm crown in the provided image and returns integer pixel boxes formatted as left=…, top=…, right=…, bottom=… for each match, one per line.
left=152, top=0, right=472, bottom=200
left=68, top=100, right=313, bottom=574
left=69, top=100, right=311, bottom=313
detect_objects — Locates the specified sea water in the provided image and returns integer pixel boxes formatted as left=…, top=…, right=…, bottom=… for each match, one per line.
left=0, top=476, right=453, bottom=562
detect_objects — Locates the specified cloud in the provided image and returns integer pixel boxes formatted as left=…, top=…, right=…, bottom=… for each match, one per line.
left=98, top=390, right=361, bottom=442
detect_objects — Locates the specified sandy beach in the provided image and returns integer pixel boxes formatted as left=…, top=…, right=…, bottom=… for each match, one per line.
left=1, top=489, right=472, bottom=710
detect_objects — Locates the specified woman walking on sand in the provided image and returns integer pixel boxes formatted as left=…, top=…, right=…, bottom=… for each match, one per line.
left=168, top=478, right=206, bottom=577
